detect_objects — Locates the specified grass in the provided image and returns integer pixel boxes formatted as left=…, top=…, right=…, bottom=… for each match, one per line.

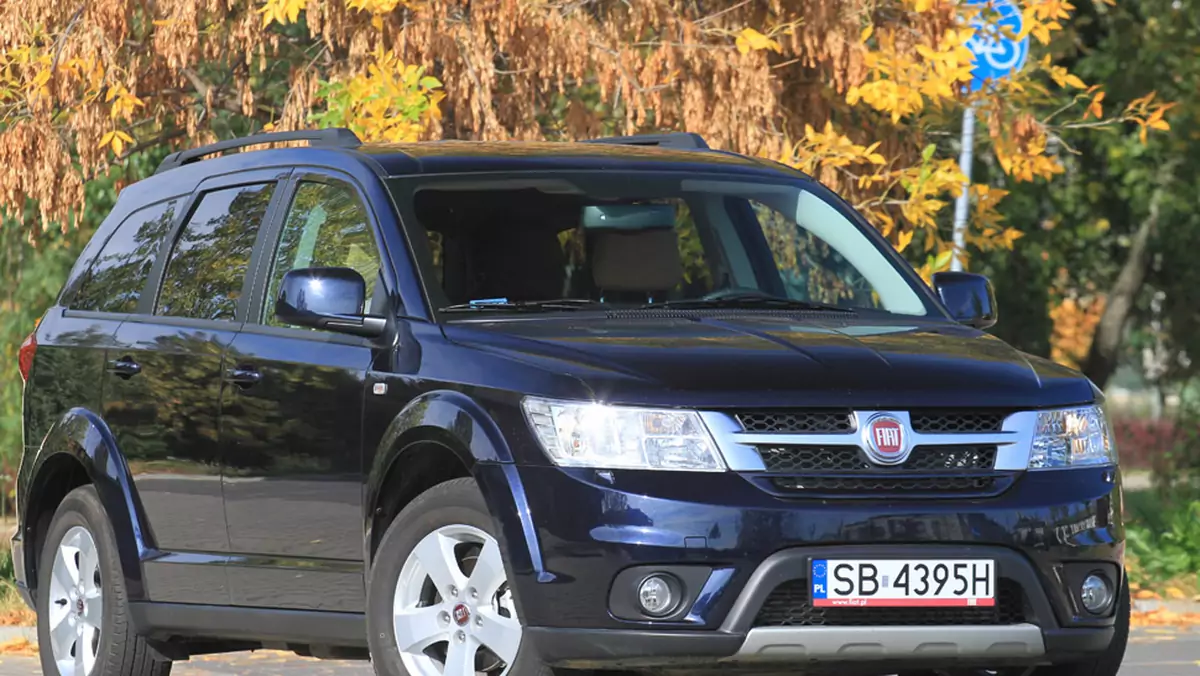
left=1124, top=484, right=1200, bottom=599
left=0, top=533, right=34, bottom=627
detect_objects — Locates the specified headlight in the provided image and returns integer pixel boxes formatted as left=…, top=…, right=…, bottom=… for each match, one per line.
left=1029, top=405, right=1116, bottom=469
left=521, top=397, right=725, bottom=471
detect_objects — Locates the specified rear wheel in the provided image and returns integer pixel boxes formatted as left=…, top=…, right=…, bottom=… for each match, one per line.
left=37, top=486, right=171, bottom=676
left=367, top=478, right=562, bottom=676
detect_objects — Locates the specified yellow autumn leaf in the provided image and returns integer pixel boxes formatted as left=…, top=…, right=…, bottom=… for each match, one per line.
left=1085, top=91, right=1105, bottom=120
left=1149, top=119, right=1170, bottom=131
left=735, top=27, right=782, bottom=55
left=97, top=130, right=115, bottom=149
left=896, top=228, right=914, bottom=252
left=860, top=25, right=874, bottom=43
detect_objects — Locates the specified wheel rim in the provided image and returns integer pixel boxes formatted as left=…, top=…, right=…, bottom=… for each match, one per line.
left=393, top=524, right=522, bottom=676
left=47, top=526, right=103, bottom=676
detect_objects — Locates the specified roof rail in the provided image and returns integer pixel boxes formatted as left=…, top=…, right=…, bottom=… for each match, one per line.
left=155, top=128, right=362, bottom=175
left=584, top=132, right=709, bottom=150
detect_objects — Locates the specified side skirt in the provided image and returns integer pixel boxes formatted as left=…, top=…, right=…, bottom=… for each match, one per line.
left=129, top=602, right=368, bottom=649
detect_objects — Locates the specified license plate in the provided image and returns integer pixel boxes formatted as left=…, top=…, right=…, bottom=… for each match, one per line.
left=811, top=559, right=995, bottom=607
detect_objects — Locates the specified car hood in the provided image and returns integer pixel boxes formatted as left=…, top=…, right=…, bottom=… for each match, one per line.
left=442, top=314, right=1096, bottom=409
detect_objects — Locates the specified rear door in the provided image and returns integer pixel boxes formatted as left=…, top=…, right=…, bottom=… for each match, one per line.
left=220, top=172, right=385, bottom=612
left=23, top=198, right=181, bottom=471
left=102, top=170, right=289, bottom=604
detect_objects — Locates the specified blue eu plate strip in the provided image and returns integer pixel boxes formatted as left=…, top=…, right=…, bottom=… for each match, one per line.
left=811, top=559, right=828, bottom=600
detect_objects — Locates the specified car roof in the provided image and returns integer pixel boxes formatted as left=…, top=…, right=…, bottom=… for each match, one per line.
left=118, top=133, right=807, bottom=213
left=356, top=140, right=798, bottom=177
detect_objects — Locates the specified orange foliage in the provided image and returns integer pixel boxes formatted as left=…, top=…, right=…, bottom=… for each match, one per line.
left=1049, top=291, right=1106, bottom=369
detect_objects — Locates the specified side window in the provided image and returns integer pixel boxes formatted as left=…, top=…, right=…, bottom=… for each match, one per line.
left=72, top=200, right=179, bottom=313
left=156, top=183, right=275, bottom=321
left=749, top=199, right=880, bottom=309
left=264, top=180, right=381, bottom=327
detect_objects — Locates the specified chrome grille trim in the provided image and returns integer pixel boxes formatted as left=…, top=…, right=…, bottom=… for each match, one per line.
left=701, top=410, right=1038, bottom=472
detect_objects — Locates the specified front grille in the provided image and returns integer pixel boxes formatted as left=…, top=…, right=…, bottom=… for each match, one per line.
left=754, top=578, right=1026, bottom=627
left=733, top=410, right=1008, bottom=434
left=770, top=474, right=1002, bottom=495
left=905, top=445, right=996, bottom=471
left=735, top=411, right=854, bottom=434
left=757, top=445, right=995, bottom=474
left=911, top=411, right=1008, bottom=434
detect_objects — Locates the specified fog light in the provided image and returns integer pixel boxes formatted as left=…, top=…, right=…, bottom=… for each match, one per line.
left=637, top=575, right=677, bottom=617
left=1080, top=574, right=1114, bottom=614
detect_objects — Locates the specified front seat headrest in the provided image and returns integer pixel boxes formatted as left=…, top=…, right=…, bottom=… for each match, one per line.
left=590, top=228, right=683, bottom=293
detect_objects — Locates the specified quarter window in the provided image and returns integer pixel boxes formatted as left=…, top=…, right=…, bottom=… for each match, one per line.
left=156, top=183, right=275, bottom=321
left=264, top=181, right=381, bottom=326
left=72, top=199, right=180, bottom=313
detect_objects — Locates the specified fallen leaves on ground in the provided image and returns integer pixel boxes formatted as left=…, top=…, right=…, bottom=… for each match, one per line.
left=1132, top=607, right=1200, bottom=627
left=0, top=607, right=35, bottom=627
left=0, top=638, right=37, bottom=656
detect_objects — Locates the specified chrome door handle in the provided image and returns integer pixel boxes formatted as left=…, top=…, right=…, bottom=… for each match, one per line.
left=106, top=357, right=142, bottom=379
left=224, top=367, right=262, bottom=388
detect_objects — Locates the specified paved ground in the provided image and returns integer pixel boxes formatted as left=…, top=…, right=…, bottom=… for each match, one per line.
left=0, top=626, right=1194, bottom=675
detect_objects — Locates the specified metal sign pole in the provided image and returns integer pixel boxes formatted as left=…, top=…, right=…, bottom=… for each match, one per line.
left=950, top=105, right=976, bottom=272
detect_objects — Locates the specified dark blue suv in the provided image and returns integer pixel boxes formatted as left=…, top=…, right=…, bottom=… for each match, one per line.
left=13, top=129, right=1127, bottom=676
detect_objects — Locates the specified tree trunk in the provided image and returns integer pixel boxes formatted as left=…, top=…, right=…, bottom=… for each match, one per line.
left=1081, top=161, right=1178, bottom=390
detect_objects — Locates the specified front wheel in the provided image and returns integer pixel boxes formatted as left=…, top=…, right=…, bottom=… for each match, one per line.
left=367, top=478, right=559, bottom=676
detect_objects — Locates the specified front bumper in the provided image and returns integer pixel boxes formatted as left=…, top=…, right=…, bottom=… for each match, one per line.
left=526, top=624, right=1113, bottom=671
left=475, top=462, right=1123, bottom=669
left=525, top=546, right=1115, bottom=670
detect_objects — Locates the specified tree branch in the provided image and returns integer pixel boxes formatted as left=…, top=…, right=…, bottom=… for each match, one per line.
left=1082, top=158, right=1181, bottom=389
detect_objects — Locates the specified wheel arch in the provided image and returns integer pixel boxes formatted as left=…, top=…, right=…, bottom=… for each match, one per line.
left=21, top=407, right=152, bottom=602
left=363, top=391, right=553, bottom=586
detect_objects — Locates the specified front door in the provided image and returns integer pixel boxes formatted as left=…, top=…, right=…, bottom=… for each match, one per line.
left=104, top=177, right=285, bottom=604
left=220, top=174, right=384, bottom=612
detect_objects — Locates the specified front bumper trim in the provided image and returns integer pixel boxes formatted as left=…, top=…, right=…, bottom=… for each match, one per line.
left=732, top=624, right=1046, bottom=661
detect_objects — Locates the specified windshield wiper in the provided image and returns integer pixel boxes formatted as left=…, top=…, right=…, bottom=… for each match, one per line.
left=640, top=294, right=856, bottom=313
left=439, top=298, right=610, bottom=313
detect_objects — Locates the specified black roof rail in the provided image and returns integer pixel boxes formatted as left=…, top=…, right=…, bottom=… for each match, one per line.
left=583, top=132, right=709, bottom=150
left=155, top=128, right=362, bottom=175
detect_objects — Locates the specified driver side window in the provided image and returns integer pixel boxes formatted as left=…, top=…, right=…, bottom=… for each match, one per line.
left=264, top=180, right=381, bottom=327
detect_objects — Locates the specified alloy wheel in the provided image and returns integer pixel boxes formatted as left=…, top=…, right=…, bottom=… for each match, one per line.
left=392, top=524, right=522, bottom=676
left=47, top=526, right=103, bottom=676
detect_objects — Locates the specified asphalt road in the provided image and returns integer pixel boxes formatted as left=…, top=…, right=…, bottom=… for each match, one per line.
left=0, top=626, right=1193, bottom=675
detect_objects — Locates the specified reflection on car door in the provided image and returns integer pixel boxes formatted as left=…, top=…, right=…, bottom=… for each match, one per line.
left=103, top=177, right=285, bottom=604
left=220, top=175, right=384, bottom=612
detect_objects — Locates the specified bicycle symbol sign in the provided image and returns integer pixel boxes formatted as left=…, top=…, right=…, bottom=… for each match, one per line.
left=963, top=0, right=1030, bottom=92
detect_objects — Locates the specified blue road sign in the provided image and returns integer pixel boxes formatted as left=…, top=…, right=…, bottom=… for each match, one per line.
left=964, top=0, right=1030, bottom=92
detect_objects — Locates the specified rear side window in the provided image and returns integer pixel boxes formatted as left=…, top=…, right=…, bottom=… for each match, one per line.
left=71, top=200, right=179, bottom=313
left=156, top=183, right=275, bottom=321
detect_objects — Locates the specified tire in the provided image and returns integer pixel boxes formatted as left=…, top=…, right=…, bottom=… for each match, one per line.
left=36, top=486, right=171, bottom=676
left=367, top=478, right=562, bottom=676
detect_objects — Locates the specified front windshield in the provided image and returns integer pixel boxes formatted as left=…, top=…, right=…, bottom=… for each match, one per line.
left=389, top=173, right=936, bottom=317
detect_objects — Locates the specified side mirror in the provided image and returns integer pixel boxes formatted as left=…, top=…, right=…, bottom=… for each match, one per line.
left=275, top=267, right=387, bottom=338
left=932, top=271, right=997, bottom=329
